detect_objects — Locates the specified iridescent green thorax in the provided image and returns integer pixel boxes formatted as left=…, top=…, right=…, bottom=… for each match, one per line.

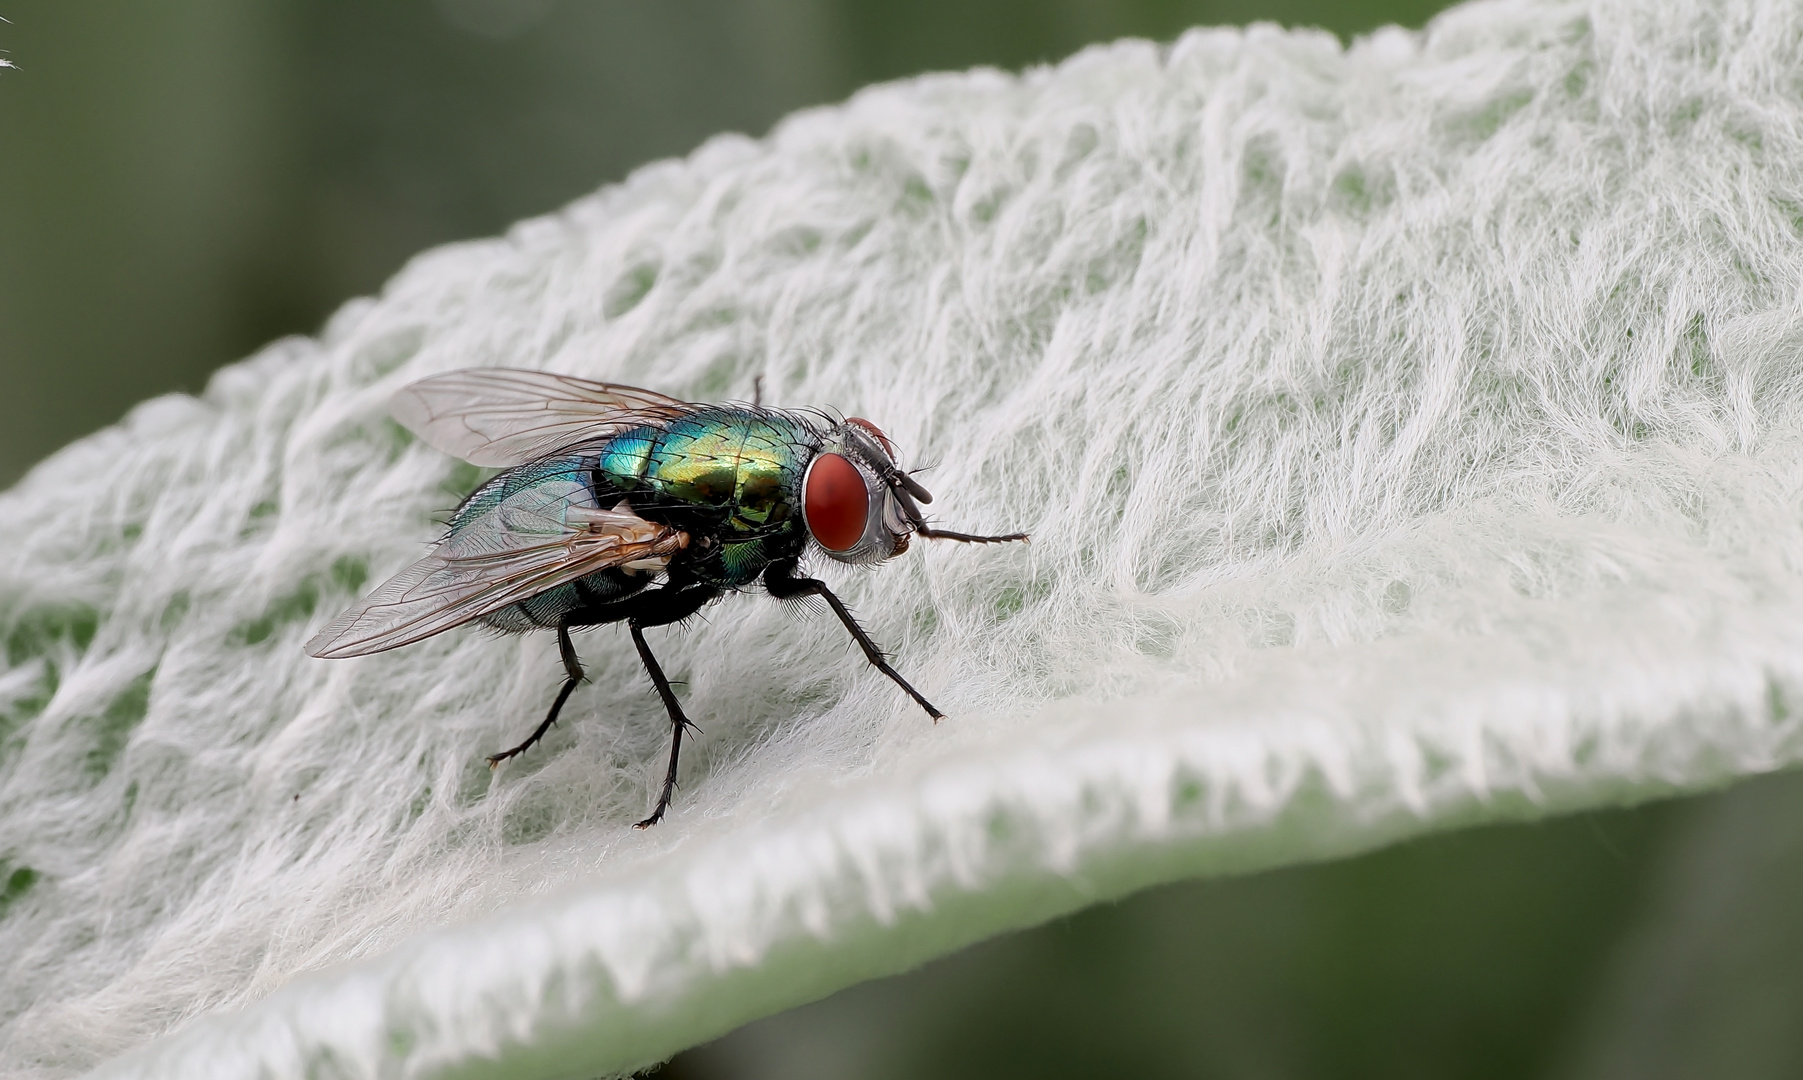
left=597, top=407, right=821, bottom=586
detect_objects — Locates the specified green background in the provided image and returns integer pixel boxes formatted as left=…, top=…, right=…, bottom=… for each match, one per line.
left=4, top=3, right=1802, bottom=1077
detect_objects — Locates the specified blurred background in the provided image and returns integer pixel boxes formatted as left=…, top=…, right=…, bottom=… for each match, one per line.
left=5, top=1, right=1803, bottom=1077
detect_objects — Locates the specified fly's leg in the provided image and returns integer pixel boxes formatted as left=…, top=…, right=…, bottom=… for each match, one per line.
left=762, top=560, right=943, bottom=721
left=489, top=621, right=586, bottom=767
left=629, top=623, right=693, bottom=829
left=621, top=584, right=720, bottom=828
left=484, top=583, right=718, bottom=828
left=914, top=526, right=1029, bottom=544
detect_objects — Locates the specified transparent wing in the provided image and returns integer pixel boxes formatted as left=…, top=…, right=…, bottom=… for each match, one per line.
left=390, top=368, right=695, bottom=467
left=305, top=497, right=688, bottom=658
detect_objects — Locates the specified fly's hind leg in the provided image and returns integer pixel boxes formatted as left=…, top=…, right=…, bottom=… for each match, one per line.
left=488, top=620, right=586, bottom=767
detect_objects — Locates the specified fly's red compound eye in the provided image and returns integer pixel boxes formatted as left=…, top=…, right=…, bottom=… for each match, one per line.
left=844, top=417, right=895, bottom=459
left=803, top=452, right=869, bottom=552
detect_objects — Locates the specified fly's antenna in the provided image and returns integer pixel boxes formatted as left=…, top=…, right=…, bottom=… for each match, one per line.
left=842, top=423, right=931, bottom=505
left=840, top=422, right=1026, bottom=544
left=884, top=465, right=934, bottom=504
left=880, top=467, right=1027, bottom=545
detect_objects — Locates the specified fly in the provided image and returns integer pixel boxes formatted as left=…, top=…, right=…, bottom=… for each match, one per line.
left=306, top=368, right=1028, bottom=827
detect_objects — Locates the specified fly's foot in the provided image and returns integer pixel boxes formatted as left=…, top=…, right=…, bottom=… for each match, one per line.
left=634, top=784, right=678, bottom=829
left=486, top=744, right=527, bottom=769
left=486, top=724, right=553, bottom=769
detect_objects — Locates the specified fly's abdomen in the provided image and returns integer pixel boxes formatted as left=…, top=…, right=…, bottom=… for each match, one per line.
left=450, top=454, right=648, bottom=631
left=480, top=569, right=644, bottom=632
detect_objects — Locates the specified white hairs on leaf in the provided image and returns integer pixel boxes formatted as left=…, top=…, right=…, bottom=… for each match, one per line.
left=4, top=0, right=1803, bottom=1075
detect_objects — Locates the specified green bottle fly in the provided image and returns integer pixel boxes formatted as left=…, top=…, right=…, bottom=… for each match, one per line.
left=307, top=369, right=1027, bottom=827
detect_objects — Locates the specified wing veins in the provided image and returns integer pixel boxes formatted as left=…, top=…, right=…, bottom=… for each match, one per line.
left=305, top=502, right=687, bottom=658
left=391, top=369, right=696, bottom=466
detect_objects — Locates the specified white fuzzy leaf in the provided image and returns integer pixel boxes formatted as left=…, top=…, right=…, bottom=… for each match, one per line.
left=2, top=0, right=1801, bottom=1076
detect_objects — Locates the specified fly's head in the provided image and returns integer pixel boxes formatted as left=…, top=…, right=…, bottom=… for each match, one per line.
left=801, top=417, right=937, bottom=565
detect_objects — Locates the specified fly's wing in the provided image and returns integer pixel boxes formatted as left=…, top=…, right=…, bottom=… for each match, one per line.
left=390, top=368, right=695, bottom=467
left=304, top=494, right=688, bottom=659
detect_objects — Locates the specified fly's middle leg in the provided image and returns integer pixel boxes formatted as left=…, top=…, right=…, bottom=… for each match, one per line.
left=627, top=623, right=693, bottom=829
left=488, top=620, right=586, bottom=767
left=483, top=582, right=718, bottom=827
left=619, top=584, right=719, bottom=828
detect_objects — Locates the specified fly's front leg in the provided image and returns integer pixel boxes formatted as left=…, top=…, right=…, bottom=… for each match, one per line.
left=489, top=620, right=586, bottom=767
left=762, top=560, right=943, bottom=721
left=914, top=525, right=1030, bottom=544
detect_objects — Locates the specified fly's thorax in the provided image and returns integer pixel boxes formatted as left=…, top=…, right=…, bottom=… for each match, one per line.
left=594, top=407, right=814, bottom=537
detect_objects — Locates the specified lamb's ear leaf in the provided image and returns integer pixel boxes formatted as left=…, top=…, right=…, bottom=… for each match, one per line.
left=20, top=7, right=1803, bottom=1080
